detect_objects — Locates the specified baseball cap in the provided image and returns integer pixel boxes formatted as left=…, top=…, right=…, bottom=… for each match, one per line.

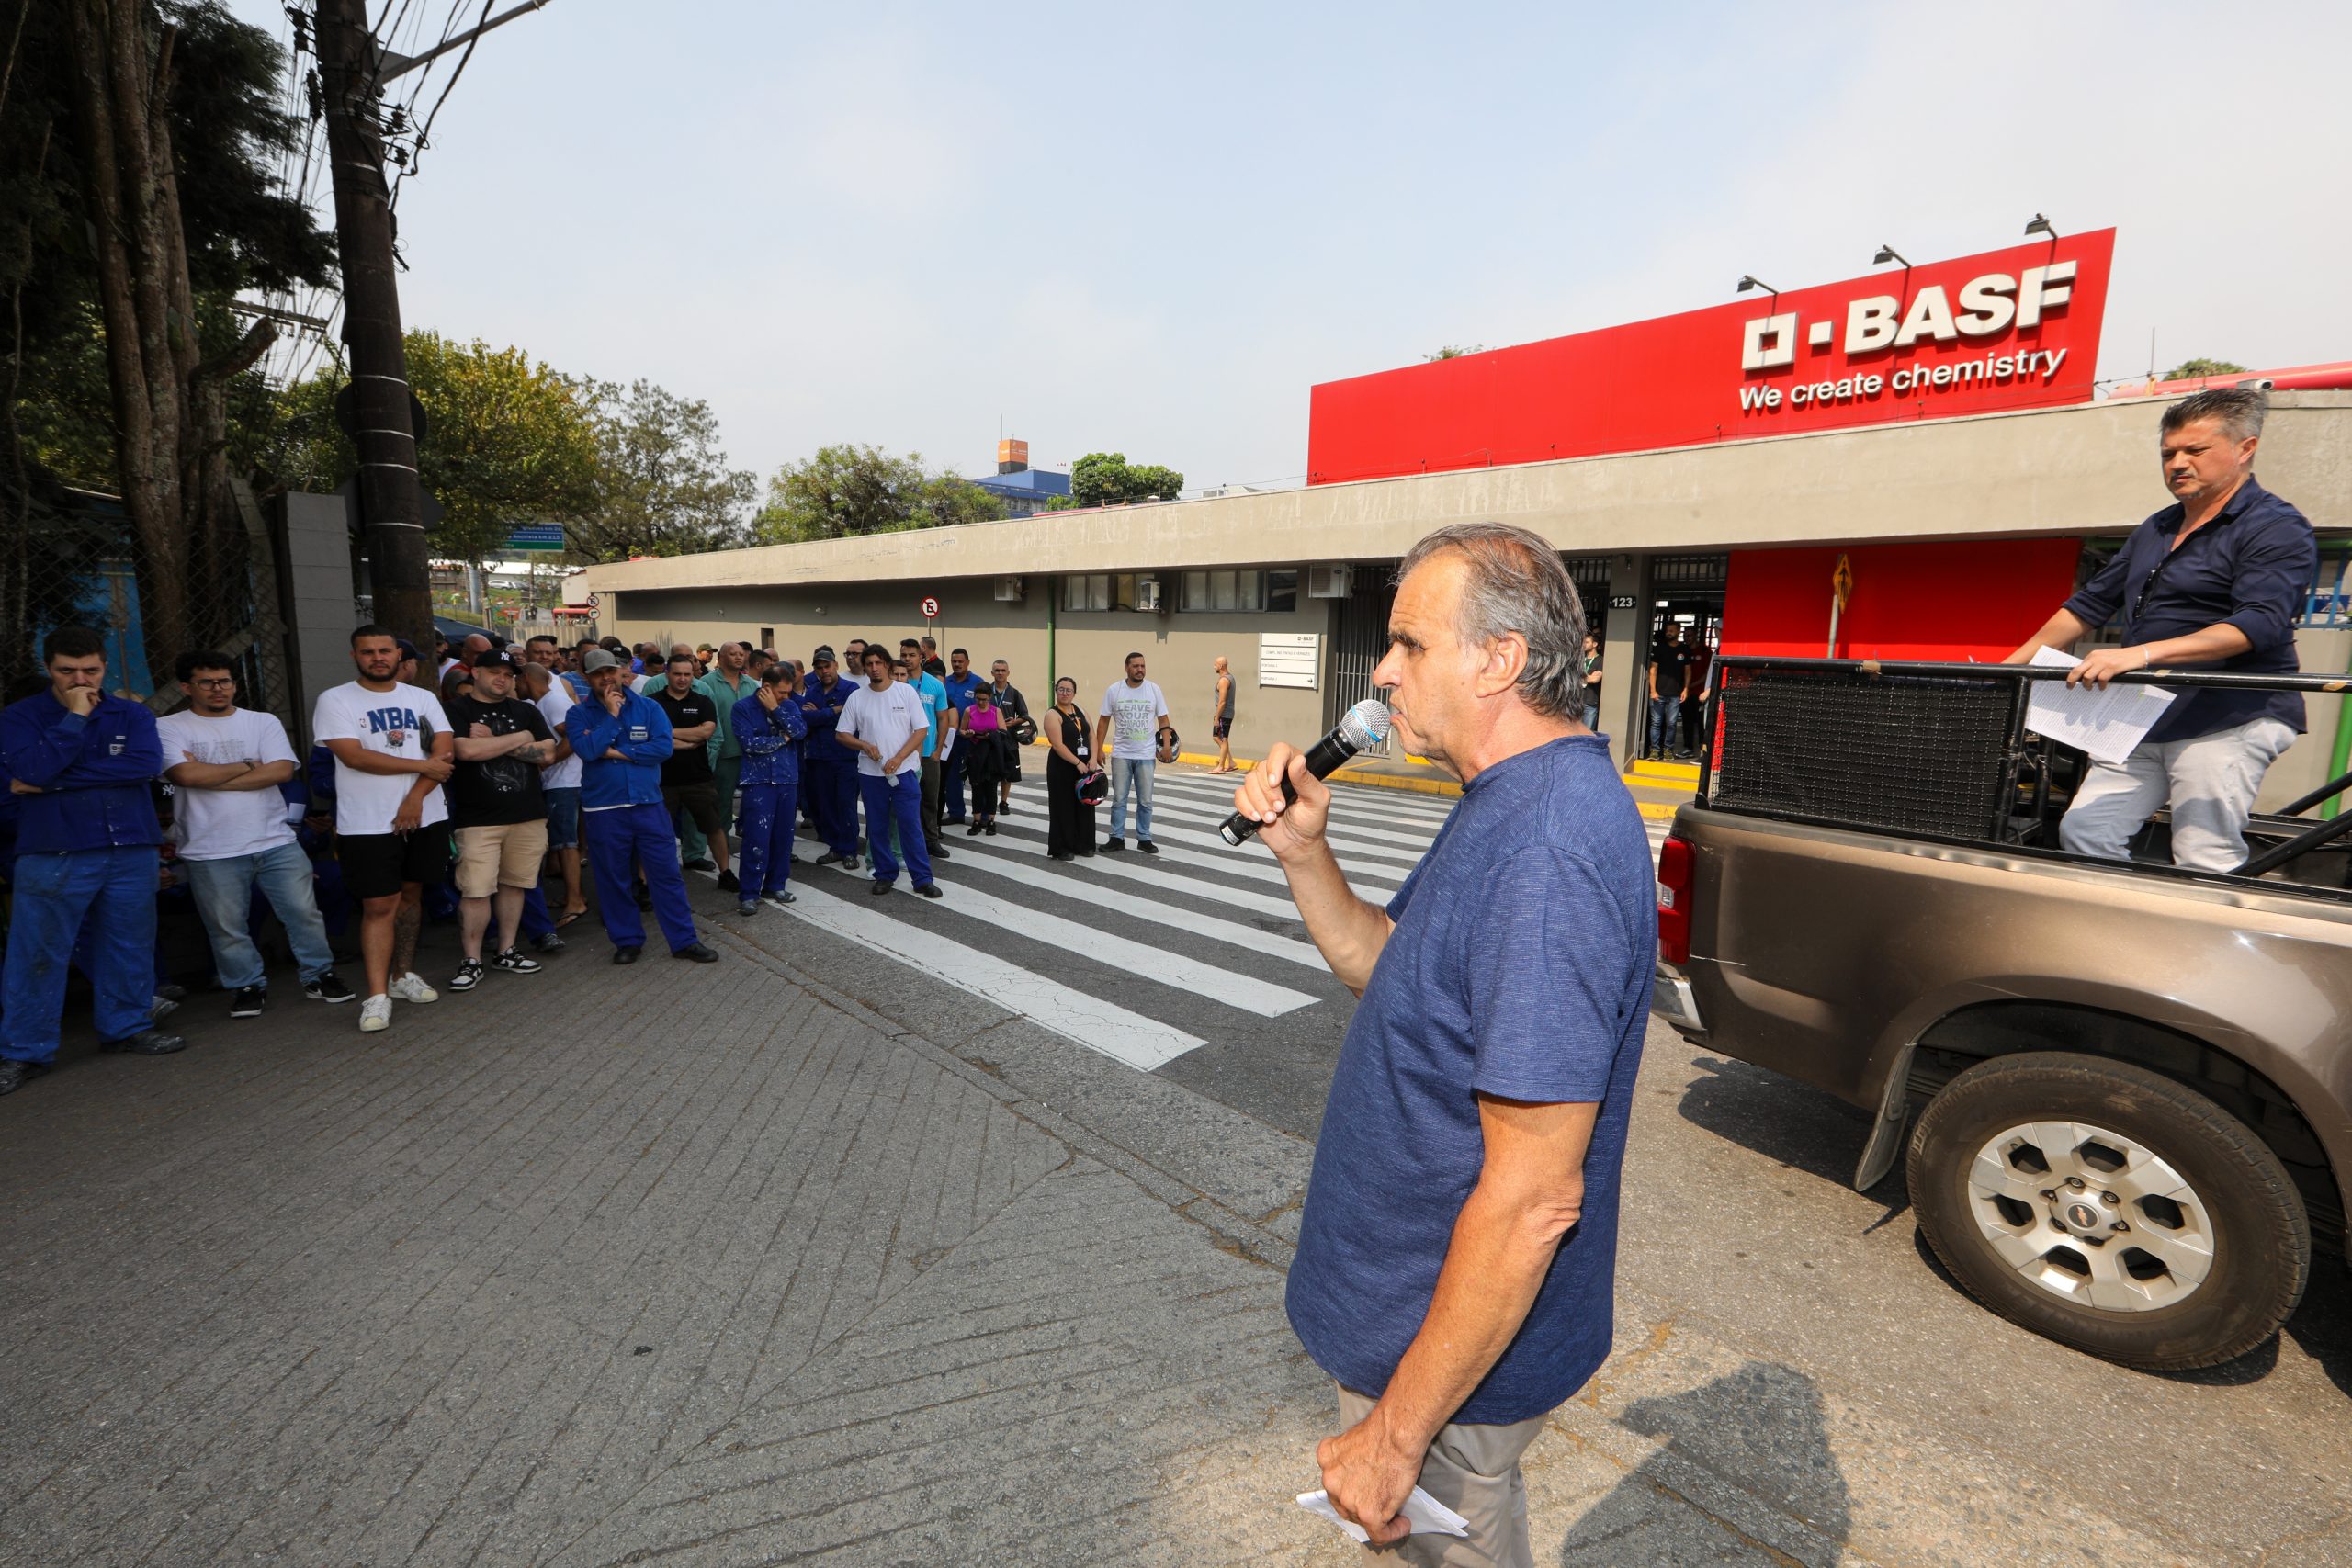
left=395, top=638, right=421, bottom=663
left=813, top=645, right=835, bottom=664
left=474, top=649, right=518, bottom=671
left=582, top=649, right=620, bottom=672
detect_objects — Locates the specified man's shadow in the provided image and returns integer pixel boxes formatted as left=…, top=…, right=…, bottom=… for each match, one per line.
left=1559, top=1361, right=1852, bottom=1565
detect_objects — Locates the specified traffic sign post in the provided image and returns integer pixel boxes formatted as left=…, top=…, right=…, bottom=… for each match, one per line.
left=1827, top=553, right=1853, bottom=656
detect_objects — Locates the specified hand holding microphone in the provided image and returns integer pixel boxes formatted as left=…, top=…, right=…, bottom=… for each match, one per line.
left=1221, top=701, right=1391, bottom=850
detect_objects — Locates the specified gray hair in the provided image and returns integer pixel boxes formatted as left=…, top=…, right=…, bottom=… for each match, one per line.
left=2163, top=387, right=2266, bottom=444
left=1395, top=521, right=1588, bottom=718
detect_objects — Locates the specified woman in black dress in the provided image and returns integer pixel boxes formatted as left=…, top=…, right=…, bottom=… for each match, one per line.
left=1044, top=676, right=1095, bottom=859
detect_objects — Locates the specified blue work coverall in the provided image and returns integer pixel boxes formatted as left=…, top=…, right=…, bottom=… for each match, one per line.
left=731, top=691, right=806, bottom=899
left=0, top=692, right=164, bottom=1060
left=798, top=674, right=860, bottom=858
left=565, top=688, right=699, bottom=954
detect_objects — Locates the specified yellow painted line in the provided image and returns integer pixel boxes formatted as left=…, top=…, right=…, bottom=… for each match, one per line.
left=1629, top=760, right=1702, bottom=783
left=1635, top=799, right=1680, bottom=820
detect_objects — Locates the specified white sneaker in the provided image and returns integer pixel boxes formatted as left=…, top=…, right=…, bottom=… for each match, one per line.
left=359, top=995, right=391, bottom=1032
left=389, top=971, right=439, bottom=1004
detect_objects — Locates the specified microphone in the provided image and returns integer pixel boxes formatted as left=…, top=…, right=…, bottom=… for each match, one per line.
left=1218, top=699, right=1392, bottom=846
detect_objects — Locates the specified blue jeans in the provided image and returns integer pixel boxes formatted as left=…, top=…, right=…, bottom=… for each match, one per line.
left=1108, top=756, right=1155, bottom=841
left=737, top=777, right=801, bottom=897
left=4, top=845, right=158, bottom=1061
left=1647, top=697, right=1677, bottom=755
left=544, top=786, right=582, bottom=850
left=582, top=803, right=699, bottom=953
left=859, top=770, right=932, bottom=887
left=180, top=840, right=337, bottom=990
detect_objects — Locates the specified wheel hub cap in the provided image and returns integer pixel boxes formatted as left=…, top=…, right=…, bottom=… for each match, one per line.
left=1964, top=1120, right=2216, bottom=1313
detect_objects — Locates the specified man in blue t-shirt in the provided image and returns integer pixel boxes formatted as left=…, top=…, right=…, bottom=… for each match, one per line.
left=1229, top=522, right=1651, bottom=1562
left=938, top=646, right=984, bottom=824
left=897, top=637, right=956, bottom=859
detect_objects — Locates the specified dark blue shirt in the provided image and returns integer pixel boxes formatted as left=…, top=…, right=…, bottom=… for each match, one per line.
left=941, top=670, right=983, bottom=713
left=732, top=690, right=807, bottom=787
left=2061, top=477, right=2315, bottom=743
left=798, top=673, right=858, bottom=760
left=0, top=692, right=163, bottom=854
left=1286, top=734, right=1653, bottom=1425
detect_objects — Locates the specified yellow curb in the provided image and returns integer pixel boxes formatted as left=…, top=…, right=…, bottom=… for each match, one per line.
left=1629, top=759, right=1702, bottom=783
left=1635, top=799, right=1681, bottom=820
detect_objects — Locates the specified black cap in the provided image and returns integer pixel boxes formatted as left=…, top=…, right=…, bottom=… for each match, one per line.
left=474, top=649, right=518, bottom=671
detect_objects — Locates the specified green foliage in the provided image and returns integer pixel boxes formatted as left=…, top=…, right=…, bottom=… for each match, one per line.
left=2165, top=357, right=2249, bottom=380
left=1422, top=344, right=1487, bottom=360
left=753, top=444, right=1006, bottom=544
left=1046, top=451, right=1186, bottom=511
left=572, top=378, right=758, bottom=560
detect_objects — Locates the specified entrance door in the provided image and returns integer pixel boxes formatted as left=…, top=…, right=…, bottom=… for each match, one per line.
left=1327, top=571, right=1398, bottom=756
left=1648, top=553, right=1726, bottom=760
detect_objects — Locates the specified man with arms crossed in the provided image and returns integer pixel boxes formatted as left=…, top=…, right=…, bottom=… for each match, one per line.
left=566, top=649, right=718, bottom=964
left=161, top=651, right=350, bottom=1017
left=2008, top=387, right=2317, bottom=872
left=314, top=626, right=455, bottom=1032
left=1231, top=522, right=1652, bottom=1564
left=442, top=650, right=554, bottom=992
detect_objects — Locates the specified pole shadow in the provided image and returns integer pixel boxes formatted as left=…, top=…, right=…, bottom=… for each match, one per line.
left=1558, top=1360, right=1852, bottom=1565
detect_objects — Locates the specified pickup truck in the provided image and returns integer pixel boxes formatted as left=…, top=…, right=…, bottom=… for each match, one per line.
left=1652, top=656, right=2352, bottom=1371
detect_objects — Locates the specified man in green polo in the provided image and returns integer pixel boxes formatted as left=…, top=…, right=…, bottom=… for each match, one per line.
left=686, top=640, right=757, bottom=878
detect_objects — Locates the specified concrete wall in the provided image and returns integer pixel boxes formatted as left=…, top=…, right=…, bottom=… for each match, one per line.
left=605, top=577, right=1335, bottom=760
left=581, top=393, right=2352, bottom=598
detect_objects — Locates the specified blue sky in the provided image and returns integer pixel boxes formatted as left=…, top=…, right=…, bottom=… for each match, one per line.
left=235, top=1, right=2352, bottom=497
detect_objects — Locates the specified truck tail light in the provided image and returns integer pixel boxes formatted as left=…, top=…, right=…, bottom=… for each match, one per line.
left=1657, top=833, right=1693, bottom=966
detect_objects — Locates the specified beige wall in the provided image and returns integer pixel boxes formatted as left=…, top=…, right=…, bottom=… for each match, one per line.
left=606, top=576, right=1335, bottom=760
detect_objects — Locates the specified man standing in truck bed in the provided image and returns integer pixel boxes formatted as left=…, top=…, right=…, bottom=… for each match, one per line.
left=2007, top=387, right=2316, bottom=873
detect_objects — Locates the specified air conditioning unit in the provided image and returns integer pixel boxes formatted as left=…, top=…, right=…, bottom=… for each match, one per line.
left=1135, top=575, right=1163, bottom=613
left=1308, top=564, right=1354, bottom=599
left=994, top=576, right=1025, bottom=603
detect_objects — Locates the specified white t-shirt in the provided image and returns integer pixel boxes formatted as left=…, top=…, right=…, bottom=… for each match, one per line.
left=157, top=708, right=300, bottom=860
left=312, top=680, right=451, bottom=836
left=839, top=682, right=930, bottom=778
left=1100, top=679, right=1170, bottom=761
left=535, top=686, right=582, bottom=790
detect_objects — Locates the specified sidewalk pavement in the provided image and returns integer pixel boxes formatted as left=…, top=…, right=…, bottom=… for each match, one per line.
left=0, top=893, right=2290, bottom=1565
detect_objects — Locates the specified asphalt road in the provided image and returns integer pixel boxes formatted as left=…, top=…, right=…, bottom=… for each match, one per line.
left=766, top=761, right=2352, bottom=1562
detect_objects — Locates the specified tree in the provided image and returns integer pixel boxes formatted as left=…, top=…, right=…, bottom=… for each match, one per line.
left=1047, top=451, right=1186, bottom=510
left=752, top=444, right=1006, bottom=544
left=570, top=378, right=756, bottom=560
left=2165, top=357, right=2249, bottom=381
left=1423, top=344, right=1487, bottom=360
left=266, top=333, right=604, bottom=565
left=3, top=0, right=334, bottom=689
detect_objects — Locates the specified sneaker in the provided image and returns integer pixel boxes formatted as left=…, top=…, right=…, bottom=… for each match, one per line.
left=1137, top=840, right=1159, bottom=856
left=359, top=995, right=391, bottom=1032
left=841, top=854, right=860, bottom=872
left=984, top=822, right=998, bottom=837
left=1102, top=838, right=1126, bottom=853
left=229, top=985, right=266, bottom=1018
left=683, top=857, right=716, bottom=873
left=812, top=852, right=842, bottom=868
left=964, top=822, right=984, bottom=836
left=490, top=948, right=541, bottom=975
left=716, top=869, right=741, bottom=892
left=530, top=931, right=566, bottom=953
left=932, top=844, right=952, bottom=861
left=390, top=971, right=439, bottom=1004
left=448, top=958, right=483, bottom=992
left=150, top=992, right=180, bottom=1023
left=915, top=883, right=943, bottom=899
left=304, top=973, right=356, bottom=1004
left=870, top=881, right=894, bottom=897
left=764, top=889, right=797, bottom=907
left=738, top=898, right=761, bottom=916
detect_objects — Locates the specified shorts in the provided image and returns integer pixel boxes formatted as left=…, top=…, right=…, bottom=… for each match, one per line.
left=1212, top=716, right=1232, bottom=739
left=454, top=820, right=551, bottom=897
left=338, top=822, right=455, bottom=902
left=663, top=780, right=724, bottom=840
left=544, top=786, right=582, bottom=850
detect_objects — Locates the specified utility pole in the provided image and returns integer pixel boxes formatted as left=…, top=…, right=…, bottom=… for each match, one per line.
left=311, top=0, right=550, bottom=665
left=314, top=0, right=432, bottom=660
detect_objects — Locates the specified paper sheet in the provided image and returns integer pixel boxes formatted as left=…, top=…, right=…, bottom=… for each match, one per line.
left=2023, top=647, right=2176, bottom=764
left=1296, top=1486, right=1471, bottom=1544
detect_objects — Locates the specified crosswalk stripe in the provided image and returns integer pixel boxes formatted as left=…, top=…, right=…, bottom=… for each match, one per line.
left=885, top=833, right=1329, bottom=972
left=1126, top=792, right=1431, bottom=866
left=1147, top=774, right=1450, bottom=844
left=788, top=842, right=1317, bottom=1019
left=1154, top=772, right=1459, bottom=828
left=953, top=824, right=1324, bottom=923
left=1002, top=784, right=1411, bottom=886
left=752, top=875, right=1205, bottom=1072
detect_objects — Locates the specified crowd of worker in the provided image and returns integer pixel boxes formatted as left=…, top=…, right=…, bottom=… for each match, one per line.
left=0, top=625, right=1182, bottom=1095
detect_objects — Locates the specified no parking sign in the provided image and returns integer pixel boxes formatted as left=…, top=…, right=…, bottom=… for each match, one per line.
left=920, top=595, right=941, bottom=621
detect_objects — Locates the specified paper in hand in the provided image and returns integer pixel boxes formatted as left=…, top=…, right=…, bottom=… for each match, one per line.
left=2023, top=647, right=2176, bottom=765
left=1296, top=1486, right=1471, bottom=1545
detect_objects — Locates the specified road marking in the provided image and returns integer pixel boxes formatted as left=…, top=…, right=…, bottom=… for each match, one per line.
left=924, top=837, right=1330, bottom=971
left=789, top=843, right=1317, bottom=1018
left=1005, top=784, right=1412, bottom=885
left=952, top=826, right=1323, bottom=923
left=751, top=874, right=1205, bottom=1071
left=990, top=798, right=1403, bottom=890
left=1128, top=791, right=1432, bottom=865
left=1154, top=772, right=1457, bottom=829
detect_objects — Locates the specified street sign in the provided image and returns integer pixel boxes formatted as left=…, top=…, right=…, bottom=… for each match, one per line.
left=920, top=595, right=941, bottom=620
left=586, top=592, right=602, bottom=611
left=1832, top=553, right=1853, bottom=612
left=502, top=522, right=565, bottom=553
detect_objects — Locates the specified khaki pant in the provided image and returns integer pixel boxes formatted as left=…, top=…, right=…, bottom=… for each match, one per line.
left=1334, top=1384, right=1550, bottom=1568
left=453, top=821, right=549, bottom=898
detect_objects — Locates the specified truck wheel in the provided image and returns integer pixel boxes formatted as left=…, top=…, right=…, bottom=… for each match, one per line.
left=1906, top=1052, right=2309, bottom=1371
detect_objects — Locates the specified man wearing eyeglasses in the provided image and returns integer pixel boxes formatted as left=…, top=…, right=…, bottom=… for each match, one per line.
left=2007, top=388, right=2317, bottom=872
left=160, top=651, right=351, bottom=1018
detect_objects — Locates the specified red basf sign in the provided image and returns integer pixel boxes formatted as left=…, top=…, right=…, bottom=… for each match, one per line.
left=1306, top=229, right=2115, bottom=486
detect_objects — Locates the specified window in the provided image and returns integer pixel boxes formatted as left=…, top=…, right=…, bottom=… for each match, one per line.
left=1062, top=574, right=1112, bottom=612
left=1179, top=570, right=1267, bottom=612
left=1268, top=569, right=1298, bottom=613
